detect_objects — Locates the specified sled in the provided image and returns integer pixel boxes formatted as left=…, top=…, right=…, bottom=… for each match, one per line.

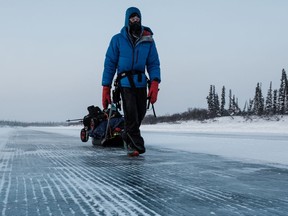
left=78, top=104, right=124, bottom=148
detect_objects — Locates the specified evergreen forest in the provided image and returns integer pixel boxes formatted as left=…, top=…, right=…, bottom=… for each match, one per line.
left=206, top=68, right=288, bottom=117
left=143, top=68, right=288, bottom=124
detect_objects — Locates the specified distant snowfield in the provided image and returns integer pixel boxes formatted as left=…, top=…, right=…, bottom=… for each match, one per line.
left=141, top=115, right=288, bottom=134
left=1, top=116, right=288, bottom=167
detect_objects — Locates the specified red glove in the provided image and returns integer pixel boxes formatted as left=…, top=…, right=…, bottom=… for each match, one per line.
left=148, top=81, right=159, bottom=104
left=102, top=86, right=111, bottom=109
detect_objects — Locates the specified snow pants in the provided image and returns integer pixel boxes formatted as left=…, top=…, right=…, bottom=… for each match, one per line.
left=120, top=87, right=147, bottom=153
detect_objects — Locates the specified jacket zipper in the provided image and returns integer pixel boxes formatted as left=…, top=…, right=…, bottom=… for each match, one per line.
left=135, top=50, right=139, bottom=64
left=131, top=38, right=141, bottom=69
left=131, top=46, right=135, bottom=71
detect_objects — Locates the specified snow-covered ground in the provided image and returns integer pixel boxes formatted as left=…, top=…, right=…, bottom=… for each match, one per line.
left=142, top=115, right=288, bottom=134
left=142, top=116, right=288, bottom=165
left=141, top=116, right=288, bottom=167
left=1, top=116, right=288, bottom=167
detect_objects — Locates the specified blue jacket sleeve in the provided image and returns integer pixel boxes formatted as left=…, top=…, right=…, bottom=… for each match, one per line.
left=147, top=41, right=161, bottom=83
left=102, top=35, right=119, bottom=86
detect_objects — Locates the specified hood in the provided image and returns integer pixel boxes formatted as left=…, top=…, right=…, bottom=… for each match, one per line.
left=125, top=7, right=142, bottom=27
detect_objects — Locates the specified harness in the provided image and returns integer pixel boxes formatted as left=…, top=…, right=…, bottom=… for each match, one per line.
left=116, top=70, right=145, bottom=89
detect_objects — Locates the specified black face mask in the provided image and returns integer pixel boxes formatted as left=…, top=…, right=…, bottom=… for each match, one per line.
left=129, top=22, right=142, bottom=37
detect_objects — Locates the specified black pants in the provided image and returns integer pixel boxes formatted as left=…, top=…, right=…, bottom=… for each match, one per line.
left=120, top=87, right=147, bottom=153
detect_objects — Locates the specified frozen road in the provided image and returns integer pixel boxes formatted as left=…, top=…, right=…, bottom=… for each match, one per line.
left=0, top=128, right=288, bottom=216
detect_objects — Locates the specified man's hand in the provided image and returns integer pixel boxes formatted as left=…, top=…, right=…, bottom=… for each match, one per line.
left=148, top=81, right=159, bottom=104
left=102, top=86, right=111, bottom=109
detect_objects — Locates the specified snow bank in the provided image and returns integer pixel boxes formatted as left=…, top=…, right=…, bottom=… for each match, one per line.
left=141, top=116, right=288, bottom=167
left=141, top=116, right=288, bottom=135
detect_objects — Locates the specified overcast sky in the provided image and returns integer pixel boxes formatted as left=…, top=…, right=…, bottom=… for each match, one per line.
left=1, top=0, right=288, bottom=122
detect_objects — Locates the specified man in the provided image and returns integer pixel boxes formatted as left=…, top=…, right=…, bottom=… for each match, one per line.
left=101, top=7, right=161, bottom=156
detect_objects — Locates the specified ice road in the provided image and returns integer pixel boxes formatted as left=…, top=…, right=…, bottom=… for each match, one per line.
left=0, top=127, right=288, bottom=216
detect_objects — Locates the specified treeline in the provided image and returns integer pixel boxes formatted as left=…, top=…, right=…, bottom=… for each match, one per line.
left=142, top=108, right=209, bottom=124
left=207, top=68, right=288, bottom=117
left=0, top=120, right=65, bottom=127
left=143, top=68, right=288, bottom=124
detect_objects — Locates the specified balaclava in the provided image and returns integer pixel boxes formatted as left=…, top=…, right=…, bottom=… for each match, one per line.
left=125, top=7, right=142, bottom=38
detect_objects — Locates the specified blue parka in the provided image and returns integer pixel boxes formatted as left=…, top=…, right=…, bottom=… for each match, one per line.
left=102, top=7, right=161, bottom=88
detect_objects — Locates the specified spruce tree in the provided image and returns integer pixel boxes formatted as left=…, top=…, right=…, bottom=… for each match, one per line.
left=278, top=69, right=287, bottom=114
left=228, top=89, right=232, bottom=114
left=232, top=95, right=236, bottom=113
left=212, top=85, right=216, bottom=115
left=215, top=93, right=220, bottom=116
left=207, top=85, right=214, bottom=116
left=220, top=86, right=226, bottom=116
left=253, top=83, right=264, bottom=115
left=253, top=85, right=258, bottom=115
left=285, top=69, right=288, bottom=113
left=273, top=89, right=278, bottom=114
left=265, top=82, right=273, bottom=115
left=258, top=84, right=264, bottom=115
left=207, top=85, right=221, bottom=117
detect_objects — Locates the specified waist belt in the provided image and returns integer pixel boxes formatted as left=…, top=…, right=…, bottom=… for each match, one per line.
left=117, top=70, right=145, bottom=89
